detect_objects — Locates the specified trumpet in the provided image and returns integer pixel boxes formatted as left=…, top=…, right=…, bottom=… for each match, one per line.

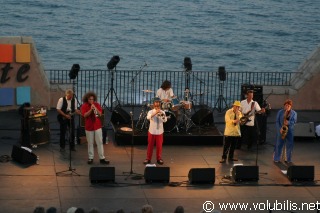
left=92, top=106, right=99, bottom=117
left=157, top=112, right=166, bottom=119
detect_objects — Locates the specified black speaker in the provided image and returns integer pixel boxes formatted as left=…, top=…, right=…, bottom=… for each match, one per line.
left=287, top=166, right=314, bottom=181
left=21, top=116, right=50, bottom=147
left=89, top=167, right=115, bottom=183
left=111, top=108, right=131, bottom=125
left=188, top=168, right=215, bottom=184
left=144, top=167, right=170, bottom=183
left=11, top=144, right=37, bottom=165
left=241, top=84, right=263, bottom=106
left=232, top=166, right=259, bottom=182
left=191, top=109, right=214, bottom=126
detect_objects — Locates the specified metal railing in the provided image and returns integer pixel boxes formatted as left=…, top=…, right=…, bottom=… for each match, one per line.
left=47, top=69, right=293, bottom=109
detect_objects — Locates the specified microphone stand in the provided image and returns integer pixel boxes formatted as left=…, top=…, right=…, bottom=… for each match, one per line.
left=56, top=115, right=80, bottom=176
left=123, top=63, right=146, bottom=180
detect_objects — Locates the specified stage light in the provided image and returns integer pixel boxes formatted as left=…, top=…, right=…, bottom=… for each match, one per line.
left=218, top=66, right=226, bottom=81
left=184, top=57, right=192, bottom=71
left=68, top=64, right=80, bottom=80
left=107, top=56, right=120, bottom=70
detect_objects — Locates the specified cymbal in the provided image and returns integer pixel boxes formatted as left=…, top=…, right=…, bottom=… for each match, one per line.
left=142, top=90, right=154, bottom=93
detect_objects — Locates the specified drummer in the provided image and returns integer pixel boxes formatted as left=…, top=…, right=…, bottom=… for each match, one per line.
left=156, top=80, right=175, bottom=102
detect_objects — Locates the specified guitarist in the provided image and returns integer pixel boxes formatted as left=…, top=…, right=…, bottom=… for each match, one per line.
left=239, top=90, right=265, bottom=150
left=56, top=89, right=80, bottom=152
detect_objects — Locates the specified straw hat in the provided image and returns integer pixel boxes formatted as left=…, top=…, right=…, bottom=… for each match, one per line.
left=232, top=101, right=241, bottom=107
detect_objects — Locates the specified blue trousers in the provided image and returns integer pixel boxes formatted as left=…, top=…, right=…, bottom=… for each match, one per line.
left=273, top=130, right=294, bottom=162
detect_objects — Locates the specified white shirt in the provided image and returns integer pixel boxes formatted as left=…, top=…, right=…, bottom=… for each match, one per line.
left=156, top=88, right=174, bottom=100
left=316, top=124, right=320, bottom=137
left=147, top=109, right=167, bottom=135
left=240, top=99, right=261, bottom=126
left=56, top=96, right=78, bottom=112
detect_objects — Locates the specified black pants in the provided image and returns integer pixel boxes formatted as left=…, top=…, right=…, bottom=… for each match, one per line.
left=240, top=125, right=257, bottom=149
left=222, top=136, right=239, bottom=159
left=59, top=118, right=75, bottom=149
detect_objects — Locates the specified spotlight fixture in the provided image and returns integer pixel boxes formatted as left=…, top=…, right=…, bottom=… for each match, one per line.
left=68, top=64, right=80, bottom=80
left=218, top=66, right=226, bottom=81
left=184, top=57, right=192, bottom=71
left=107, top=56, right=120, bottom=70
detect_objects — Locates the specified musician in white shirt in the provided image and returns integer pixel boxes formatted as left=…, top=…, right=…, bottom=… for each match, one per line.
left=143, top=98, right=167, bottom=165
left=156, top=80, right=174, bottom=102
left=239, top=90, right=265, bottom=150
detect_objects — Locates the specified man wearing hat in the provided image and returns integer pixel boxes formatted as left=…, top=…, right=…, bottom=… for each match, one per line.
left=220, top=101, right=243, bottom=163
left=273, top=99, right=297, bottom=163
left=143, top=97, right=167, bottom=165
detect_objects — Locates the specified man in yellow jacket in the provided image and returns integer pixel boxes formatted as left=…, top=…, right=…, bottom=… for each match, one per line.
left=220, top=101, right=243, bottom=163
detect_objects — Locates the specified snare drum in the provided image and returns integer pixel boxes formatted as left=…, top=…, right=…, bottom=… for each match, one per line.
left=171, top=97, right=181, bottom=111
left=182, top=101, right=192, bottom=110
left=161, top=101, right=172, bottom=111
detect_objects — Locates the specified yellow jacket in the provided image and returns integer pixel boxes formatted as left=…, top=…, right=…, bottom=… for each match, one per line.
left=224, top=108, right=242, bottom=136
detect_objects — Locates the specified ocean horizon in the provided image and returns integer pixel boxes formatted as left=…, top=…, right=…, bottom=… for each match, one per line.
left=1, top=0, right=320, bottom=72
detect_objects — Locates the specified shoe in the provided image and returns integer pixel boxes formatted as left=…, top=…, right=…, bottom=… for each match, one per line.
left=143, top=159, right=151, bottom=164
left=60, top=148, right=65, bottom=152
left=100, top=159, right=110, bottom=164
left=87, top=159, right=93, bottom=164
left=71, top=147, right=76, bottom=151
left=157, top=159, right=164, bottom=165
left=219, top=159, right=226, bottom=163
left=229, top=158, right=238, bottom=161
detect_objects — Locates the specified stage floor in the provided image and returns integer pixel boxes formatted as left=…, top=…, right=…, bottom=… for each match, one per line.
left=0, top=109, right=319, bottom=213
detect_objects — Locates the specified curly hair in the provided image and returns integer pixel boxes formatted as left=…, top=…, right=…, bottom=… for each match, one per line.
left=160, top=80, right=171, bottom=90
left=82, top=91, right=97, bottom=103
left=284, top=99, right=293, bottom=106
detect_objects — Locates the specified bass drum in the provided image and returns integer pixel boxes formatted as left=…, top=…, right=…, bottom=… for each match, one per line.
left=164, top=111, right=177, bottom=132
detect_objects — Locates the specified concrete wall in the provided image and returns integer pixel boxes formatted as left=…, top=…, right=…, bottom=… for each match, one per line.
left=0, top=36, right=50, bottom=111
left=264, top=46, right=320, bottom=110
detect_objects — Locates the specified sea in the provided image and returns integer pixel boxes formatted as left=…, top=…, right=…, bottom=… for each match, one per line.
left=1, top=0, right=320, bottom=73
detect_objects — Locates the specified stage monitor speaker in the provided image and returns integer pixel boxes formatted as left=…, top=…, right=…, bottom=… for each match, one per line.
left=241, top=84, right=263, bottom=106
left=89, top=167, right=115, bottom=183
left=111, top=107, right=131, bottom=125
left=191, top=109, right=214, bottom=126
left=188, top=168, right=215, bottom=184
left=287, top=165, right=314, bottom=181
left=144, top=167, right=170, bottom=183
left=232, top=165, right=259, bottom=182
left=11, top=144, right=37, bottom=165
left=28, top=117, right=50, bottom=145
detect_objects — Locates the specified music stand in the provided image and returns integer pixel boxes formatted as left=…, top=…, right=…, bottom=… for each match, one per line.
left=56, top=116, right=80, bottom=176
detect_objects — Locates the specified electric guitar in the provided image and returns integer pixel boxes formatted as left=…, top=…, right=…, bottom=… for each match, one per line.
left=240, top=102, right=271, bottom=125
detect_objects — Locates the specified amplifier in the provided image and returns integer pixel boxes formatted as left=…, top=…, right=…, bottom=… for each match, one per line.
left=21, top=116, right=50, bottom=147
left=24, top=106, right=47, bottom=119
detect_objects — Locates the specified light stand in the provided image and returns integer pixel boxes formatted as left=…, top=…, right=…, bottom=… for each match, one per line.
left=213, top=66, right=228, bottom=112
left=56, top=116, right=80, bottom=176
left=103, top=56, right=121, bottom=111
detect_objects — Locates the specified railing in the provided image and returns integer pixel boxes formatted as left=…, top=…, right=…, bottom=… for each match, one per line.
left=47, top=70, right=293, bottom=109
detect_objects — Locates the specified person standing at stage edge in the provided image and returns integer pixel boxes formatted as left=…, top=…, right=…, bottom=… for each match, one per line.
left=81, top=91, right=109, bottom=165
left=220, top=101, right=242, bottom=163
left=239, top=90, right=265, bottom=150
left=143, top=98, right=167, bottom=165
left=56, top=89, right=80, bottom=152
left=273, top=99, right=297, bottom=163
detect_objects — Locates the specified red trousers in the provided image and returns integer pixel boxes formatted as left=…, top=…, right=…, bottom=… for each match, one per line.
left=146, top=132, right=163, bottom=161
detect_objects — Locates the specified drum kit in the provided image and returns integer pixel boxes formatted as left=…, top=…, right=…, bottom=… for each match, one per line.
left=136, top=89, right=195, bottom=132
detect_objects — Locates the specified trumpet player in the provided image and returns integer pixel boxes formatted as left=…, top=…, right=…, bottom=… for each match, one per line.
left=220, top=101, right=243, bottom=163
left=81, top=92, right=110, bottom=165
left=273, top=99, right=297, bottom=163
left=143, top=98, right=167, bottom=165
